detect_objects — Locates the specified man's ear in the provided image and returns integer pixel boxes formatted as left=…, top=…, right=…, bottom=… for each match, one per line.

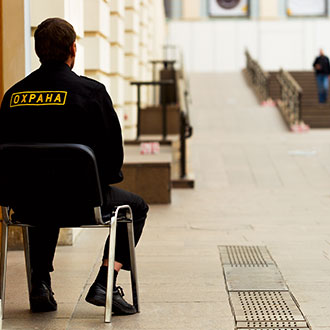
left=70, top=42, right=77, bottom=57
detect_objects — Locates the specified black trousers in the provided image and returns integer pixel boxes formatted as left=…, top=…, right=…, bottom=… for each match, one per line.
left=28, top=186, right=148, bottom=284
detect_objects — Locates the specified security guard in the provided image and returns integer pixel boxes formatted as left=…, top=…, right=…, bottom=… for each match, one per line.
left=0, top=18, right=148, bottom=314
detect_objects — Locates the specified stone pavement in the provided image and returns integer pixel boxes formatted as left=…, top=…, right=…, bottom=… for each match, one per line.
left=3, top=72, right=330, bottom=329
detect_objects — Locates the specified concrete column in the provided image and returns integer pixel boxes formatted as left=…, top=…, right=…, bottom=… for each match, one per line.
left=123, top=0, right=140, bottom=140
left=146, top=0, right=155, bottom=104
left=0, top=0, right=27, bottom=249
left=259, top=0, right=279, bottom=19
left=152, top=0, right=166, bottom=60
left=147, top=0, right=166, bottom=105
left=29, top=0, right=85, bottom=246
left=82, top=0, right=110, bottom=84
left=182, top=0, right=200, bottom=20
left=110, top=0, right=125, bottom=125
left=0, top=0, right=86, bottom=248
left=2, top=0, right=26, bottom=92
left=139, top=0, right=149, bottom=105
left=30, top=0, right=85, bottom=75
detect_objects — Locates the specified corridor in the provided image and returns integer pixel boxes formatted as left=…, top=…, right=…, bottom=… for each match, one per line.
left=4, top=72, right=330, bottom=329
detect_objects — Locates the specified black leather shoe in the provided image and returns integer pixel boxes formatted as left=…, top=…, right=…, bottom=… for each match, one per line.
left=85, top=282, right=137, bottom=315
left=30, top=281, right=57, bottom=312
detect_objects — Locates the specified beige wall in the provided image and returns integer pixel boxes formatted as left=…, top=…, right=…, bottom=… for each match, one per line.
left=30, top=0, right=85, bottom=76
left=259, top=0, right=278, bottom=19
left=2, top=0, right=26, bottom=93
left=110, top=0, right=125, bottom=128
left=0, top=0, right=3, bottom=97
left=0, top=0, right=166, bottom=246
left=182, top=0, right=200, bottom=20
left=152, top=0, right=166, bottom=60
left=2, top=0, right=166, bottom=139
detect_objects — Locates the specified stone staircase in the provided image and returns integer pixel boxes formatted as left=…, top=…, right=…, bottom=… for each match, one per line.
left=289, top=71, right=330, bottom=128
left=268, top=72, right=281, bottom=101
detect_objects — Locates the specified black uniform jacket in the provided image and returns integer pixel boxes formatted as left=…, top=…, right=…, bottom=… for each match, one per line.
left=313, top=55, right=330, bottom=75
left=0, top=62, right=124, bottom=187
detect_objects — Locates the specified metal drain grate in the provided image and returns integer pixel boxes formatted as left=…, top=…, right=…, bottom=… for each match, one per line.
left=220, top=246, right=311, bottom=329
left=230, top=291, right=308, bottom=328
left=218, top=245, right=275, bottom=267
left=235, top=319, right=308, bottom=328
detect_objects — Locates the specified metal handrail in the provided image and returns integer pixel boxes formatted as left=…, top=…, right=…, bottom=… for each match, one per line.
left=245, top=50, right=270, bottom=101
left=276, top=69, right=302, bottom=125
left=130, top=80, right=174, bottom=140
left=163, top=45, right=193, bottom=178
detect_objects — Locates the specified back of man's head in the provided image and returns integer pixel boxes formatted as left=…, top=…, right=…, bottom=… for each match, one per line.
left=34, top=18, right=76, bottom=64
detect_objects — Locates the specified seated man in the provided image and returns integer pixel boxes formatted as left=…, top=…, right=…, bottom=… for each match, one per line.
left=0, top=18, right=148, bottom=315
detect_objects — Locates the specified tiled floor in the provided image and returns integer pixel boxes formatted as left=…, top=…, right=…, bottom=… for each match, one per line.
left=3, top=72, right=330, bottom=329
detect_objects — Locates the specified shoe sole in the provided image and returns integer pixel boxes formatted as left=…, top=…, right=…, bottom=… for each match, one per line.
left=112, top=302, right=137, bottom=315
left=85, top=295, right=137, bottom=315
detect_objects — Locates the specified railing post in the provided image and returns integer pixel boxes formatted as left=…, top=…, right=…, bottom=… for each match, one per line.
left=180, top=112, right=186, bottom=178
left=298, top=90, right=302, bottom=123
left=161, top=84, right=167, bottom=140
left=137, top=84, right=141, bottom=139
left=130, top=80, right=174, bottom=141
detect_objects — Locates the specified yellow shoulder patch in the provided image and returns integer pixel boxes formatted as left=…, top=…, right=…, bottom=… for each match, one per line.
left=10, top=91, right=67, bottom=108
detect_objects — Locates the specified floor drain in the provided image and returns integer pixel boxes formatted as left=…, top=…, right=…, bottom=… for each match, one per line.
left=219, top=246, right=311, bottom=329
left=218, top=245, right=275, bottom=267
left=230, top=291, right=307, bottom=328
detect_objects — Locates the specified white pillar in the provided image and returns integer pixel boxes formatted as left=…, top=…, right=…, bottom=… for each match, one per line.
left=29, top=0, right=86, bottom=245
left=82, top=0, right=111, bottom=87
left=30, top=0, right=85, bottom=75
left=182, top=0, right=200, bottom=19
left=110, top=0, right=126, bottom=125
left=123, top=0, right=140, bottom=140
left=259, top=0, right=279, bottom=19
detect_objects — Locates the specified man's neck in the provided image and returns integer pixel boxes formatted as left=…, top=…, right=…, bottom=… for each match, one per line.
left=65, top=56, right=74, bottom=69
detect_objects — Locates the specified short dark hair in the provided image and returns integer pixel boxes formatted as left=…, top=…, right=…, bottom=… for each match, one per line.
left=34, top=18, right=76, bottom=63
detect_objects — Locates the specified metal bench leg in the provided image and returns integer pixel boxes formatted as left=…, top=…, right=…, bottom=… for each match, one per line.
left=104, top=217, right=117, bottom=323
left=127, top=221, right=139, bottom=312
left=22, top=227, right=32, bottom=305
left=0, top=212, right=9, bottom=319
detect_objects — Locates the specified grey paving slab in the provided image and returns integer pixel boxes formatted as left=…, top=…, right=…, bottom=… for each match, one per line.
left=223, top=265, right=288, bottom=291
left=2, top=319, right=70, bottom=330
left=71, top=302, right=233, bottom=329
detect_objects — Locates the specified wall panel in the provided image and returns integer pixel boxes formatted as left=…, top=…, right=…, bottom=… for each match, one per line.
left=168, top=19, right=330, bottom=72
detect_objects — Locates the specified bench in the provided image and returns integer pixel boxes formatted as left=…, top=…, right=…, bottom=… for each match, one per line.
left=115, top=145, right=172, bottom=204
